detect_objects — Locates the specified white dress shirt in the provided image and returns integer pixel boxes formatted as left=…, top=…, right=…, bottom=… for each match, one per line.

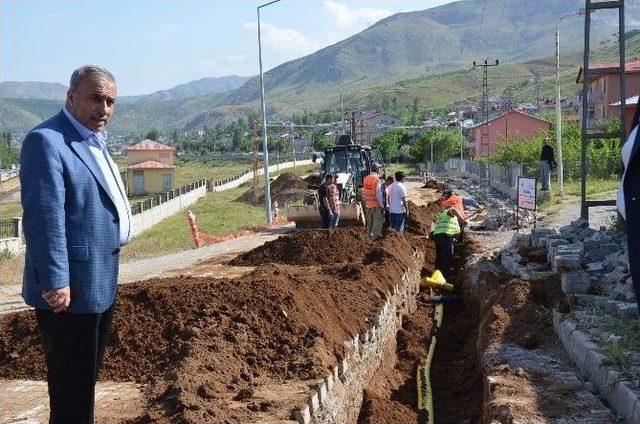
left=63, top=108, right=133, bottom=245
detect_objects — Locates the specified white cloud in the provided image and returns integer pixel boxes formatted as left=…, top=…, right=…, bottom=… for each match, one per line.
left=242, top=21, right=318, bottom=67
left=201, top=54, right=254, bottom=77
left=323, top=1, right=392, bottom=35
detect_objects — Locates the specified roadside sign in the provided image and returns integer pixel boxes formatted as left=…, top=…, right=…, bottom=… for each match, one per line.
left=516, top=177, right=537, bottom=232
left=517, top=177, right=537, bottom=211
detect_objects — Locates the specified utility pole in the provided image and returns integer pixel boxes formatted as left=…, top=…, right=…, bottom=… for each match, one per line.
left=473, top=60, right=499, bottom=160
left=556, top=9, right=586, bottom=196
left=257, top=0, right=282, bottom=224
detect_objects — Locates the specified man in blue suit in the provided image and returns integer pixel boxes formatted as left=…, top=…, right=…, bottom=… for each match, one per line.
left=20, top=65, right=132, bottom=423
left=619, top=94, right=640, bottom=319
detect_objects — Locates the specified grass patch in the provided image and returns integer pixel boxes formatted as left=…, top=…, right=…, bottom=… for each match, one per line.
left=0, top=202, right=22, bottom=219
left=174, top=161, right=254, bottom=186
left=121, top=187, right=266, bottom=262
left=0, top=252, right=23, bottom=285
left=385, top=163, right=419, bottom=177
left=562, top=178, right=619, bottom=198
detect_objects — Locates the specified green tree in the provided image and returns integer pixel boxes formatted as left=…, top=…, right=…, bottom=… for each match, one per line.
left=312, top=132, right=333, bottom=151
left=410, top=128, right=463, bottom=163
left=373, top=130, right=406, bottom=162
left=145, top=129, right=161, bottom=141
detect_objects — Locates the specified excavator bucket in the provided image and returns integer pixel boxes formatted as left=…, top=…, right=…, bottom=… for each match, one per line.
left=286, top=203, right=365, bottom=228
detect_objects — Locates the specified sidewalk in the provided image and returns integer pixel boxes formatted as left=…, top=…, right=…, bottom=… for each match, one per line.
left=0, top=226, right=292, bottom=316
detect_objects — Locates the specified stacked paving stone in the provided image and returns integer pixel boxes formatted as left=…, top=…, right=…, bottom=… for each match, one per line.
left=522, top=219, right=635, bottom=319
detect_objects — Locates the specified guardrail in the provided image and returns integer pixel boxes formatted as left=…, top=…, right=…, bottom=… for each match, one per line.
left=129, top=179, right=208, bottom=216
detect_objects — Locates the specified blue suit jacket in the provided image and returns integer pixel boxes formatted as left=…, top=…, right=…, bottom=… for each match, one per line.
left=624, top=96, right=640, bottom=298
left=20, top=111, right=121, bottom=314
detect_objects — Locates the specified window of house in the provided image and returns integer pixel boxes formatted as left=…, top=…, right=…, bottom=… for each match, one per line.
left=163, top=174, right=172, bottom=190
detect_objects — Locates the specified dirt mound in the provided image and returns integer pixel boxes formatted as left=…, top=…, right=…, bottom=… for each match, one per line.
left=406, top=201, right=441, bottom=236
left=304, top=174, right=322, bottom=187
left=0, top=226, right=427, bottom=423
left=421, top=179, right=442, bottom=191
left=230, top=228, right=417, bottom=269
left=236, top=172, right=311, bottom=206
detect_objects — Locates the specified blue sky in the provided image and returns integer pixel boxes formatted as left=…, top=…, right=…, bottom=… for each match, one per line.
left=1, top=0, right=456, bottom=95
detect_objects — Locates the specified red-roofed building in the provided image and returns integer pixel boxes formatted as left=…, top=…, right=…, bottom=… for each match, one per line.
left=126, top=140, right=176, bottom=195
left=576, top=56, right=640, bottom=125
left=468, top=110, right=551, bottom=158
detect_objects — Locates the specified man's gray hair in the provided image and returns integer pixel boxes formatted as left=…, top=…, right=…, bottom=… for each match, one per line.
left=69, top=65, right=115, bottom=91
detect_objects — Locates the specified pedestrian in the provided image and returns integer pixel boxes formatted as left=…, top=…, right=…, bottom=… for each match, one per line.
left=20, top=65, right=132, bottom=423
left=328, top=173, right=341, bottom=228
left=363, top=163, right=384, bottom=239
left=432, top=207, right=467, bottom=282
left=388, top=171, right=409, bottom=232
left=540, top=137, right=556, bottom=191
left=318, top=174, right=333, bottom=228
left=381, top=175, right=394, bottom=229
left=618, top=94, right=640, bottom=321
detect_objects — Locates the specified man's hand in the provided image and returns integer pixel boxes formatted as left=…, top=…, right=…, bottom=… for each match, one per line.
left=42, top=286, right=71, bottom=313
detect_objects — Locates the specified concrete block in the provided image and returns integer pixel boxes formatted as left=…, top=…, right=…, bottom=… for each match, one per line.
left=332, top=365, right=339, bottom=382
left=609, top=380, right=638, bottom=420
left=586, top=262, right=604, bottom=272
left=561, top=271, right=591, bottom=294
left=338, top=359, right=348, bottom=378
left=308, top=391, right=319, bottom=415
left=583, top=348, right=609, bottom=388
left=568, top=329, right=597, bottom=367
left=294, top=405, right=311, bottom=424
left=554, top=255, right=582, bottom=273
left=316, top=382, right=327, bottom=405
left=324, top=374, right=334, bottom=393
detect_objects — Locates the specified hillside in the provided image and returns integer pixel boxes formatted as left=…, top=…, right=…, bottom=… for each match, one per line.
left=222, top=0, right=621, bottom=108
left=0, top=81, right=67, bottom=100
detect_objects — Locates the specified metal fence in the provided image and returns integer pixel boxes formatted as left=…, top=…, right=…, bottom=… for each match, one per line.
left=0, top=219, right=16, bottom=238
left=129, top=179, right=207, bottom=215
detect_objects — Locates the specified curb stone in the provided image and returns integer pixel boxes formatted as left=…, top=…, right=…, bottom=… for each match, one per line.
left=554, top=311, right=640, bottom=423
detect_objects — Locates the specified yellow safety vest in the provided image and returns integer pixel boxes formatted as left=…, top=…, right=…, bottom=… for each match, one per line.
left=433, top=210, right=461, bottom=236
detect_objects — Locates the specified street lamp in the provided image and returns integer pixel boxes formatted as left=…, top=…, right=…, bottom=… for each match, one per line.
left=257, top=0, right=282, bottom=223
left=556, top=9, right=586, bottom=195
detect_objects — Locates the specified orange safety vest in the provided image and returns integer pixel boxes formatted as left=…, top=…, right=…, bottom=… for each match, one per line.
left=441, top=194, right=466, bottom=219
left=363, top=173, right=381, bottom=208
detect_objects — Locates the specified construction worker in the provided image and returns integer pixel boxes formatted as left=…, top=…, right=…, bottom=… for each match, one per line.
left=363, top=163, right=384, bottom=239
left=318, top=174, right=333, bottom=228
left=440, top=188, right=467, bottom=239
left=433, top=206, right=467, bottom=282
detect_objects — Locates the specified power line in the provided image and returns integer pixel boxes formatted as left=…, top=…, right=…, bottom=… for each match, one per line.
left=475, top=0, right=488, bottom=56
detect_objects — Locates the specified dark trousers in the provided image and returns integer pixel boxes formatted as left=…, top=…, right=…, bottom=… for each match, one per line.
left=319, top=207, right=331, bottom=228
left=434, top=233, right=455, bottom=281
left=35, top=305, right=114, bottom=424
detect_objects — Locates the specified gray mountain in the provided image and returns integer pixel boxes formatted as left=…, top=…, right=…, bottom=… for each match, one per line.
left=224, top=0, right=628, bottom=107
left=118, top=75, right=251, bottom=104
left=0, top=81, right=67, bottom=101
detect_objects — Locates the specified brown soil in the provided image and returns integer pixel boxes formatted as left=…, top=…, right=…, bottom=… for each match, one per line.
left=406, top=201, right=441, bottom=236
left=358, top=304, right=436, bottom=424
left=421, top=179, right=442, bottom=191
left=303, top=174, right=322, bottom=187
left=478, top=274, right=566, bottom=352
left=0, top=190, right=445, bottom=423
left=236, top=172, right=312, bottom=206
left=0, top=230, right=438, bottom=423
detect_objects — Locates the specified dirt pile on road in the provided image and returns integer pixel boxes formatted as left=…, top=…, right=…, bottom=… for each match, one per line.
left=0, top=224, right=436, bottom=423
left=236, top=172, right=311, bottom=206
